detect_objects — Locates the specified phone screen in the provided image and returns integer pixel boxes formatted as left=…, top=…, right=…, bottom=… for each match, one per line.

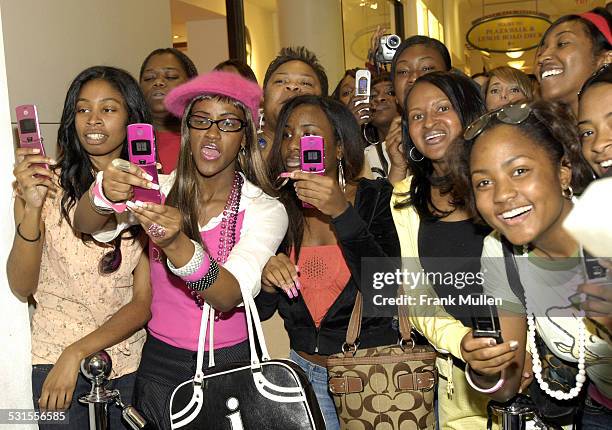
left=304, top=150, right=322, bottom=163
left=357, top=77, right=368, bottom=95
left=131, top=139, right=152, bottom=156
left=19, top=118, right=37, bottom=134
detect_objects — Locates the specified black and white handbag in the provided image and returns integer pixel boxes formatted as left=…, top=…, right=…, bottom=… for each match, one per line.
left=169, top=287, right=325, bottom=429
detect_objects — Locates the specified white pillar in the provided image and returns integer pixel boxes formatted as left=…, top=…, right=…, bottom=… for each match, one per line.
left=0, top=4, right=37, bottom=428
left=277, top=0, right=345, bottom=93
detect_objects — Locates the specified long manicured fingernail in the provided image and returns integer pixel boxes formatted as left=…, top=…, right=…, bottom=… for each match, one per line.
left=291, top=287, right=298, bottom=297
left=488, top=338, right=497, bottom=346
left=285, top=288, right=293, bottom=298
left=143, top=173, right=153, bottom=181
left=126, top=200, right=136, bottom=209
left=523, top=372, right=531, bottom=378
left=148, top=182, right=160, bottom=190
left=135, top=200, right=145, bottom=207
left=31, top=148, right=41, bottom=154
left=48, top=158, right=57, bottom=164
left=295, top=279, right=301, bottom=290
left=509, top=340, right=519, bottom=350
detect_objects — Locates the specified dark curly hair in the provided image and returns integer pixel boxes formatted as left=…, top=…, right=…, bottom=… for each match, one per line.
left=56, top=66, right=151, bottom=234
left=450, top=100, right=594, bottom=223
left=394, top=71, right=486, bottom=219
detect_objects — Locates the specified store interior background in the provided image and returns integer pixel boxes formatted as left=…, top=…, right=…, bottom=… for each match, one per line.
left=0, top=0, right=608, bottom=362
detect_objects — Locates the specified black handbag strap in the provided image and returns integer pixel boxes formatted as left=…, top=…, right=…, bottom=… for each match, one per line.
left=345, top=180, right=412, bottom=347
left=501, top=236, right=526, bottom=307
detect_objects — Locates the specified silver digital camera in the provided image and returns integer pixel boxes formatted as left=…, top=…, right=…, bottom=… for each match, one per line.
left=375, top=34, right=401, bottom=64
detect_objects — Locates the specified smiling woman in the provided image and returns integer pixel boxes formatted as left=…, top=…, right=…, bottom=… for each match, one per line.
left=7, top=66, right=152, bottom=429
left=457, top=101, right=611, bottom=429
left=578, top=64, right=612, bottom=178
left=535, top=7, right=612, bottom=115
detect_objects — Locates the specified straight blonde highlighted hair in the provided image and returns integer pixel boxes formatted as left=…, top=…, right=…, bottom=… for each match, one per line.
left=165, top=94, right=275, bottom=250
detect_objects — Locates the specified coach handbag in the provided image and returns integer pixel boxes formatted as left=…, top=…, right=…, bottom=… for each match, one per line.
left=326, top=293, right=438, bottom=429
left=169, top=287, right=325, bottom=429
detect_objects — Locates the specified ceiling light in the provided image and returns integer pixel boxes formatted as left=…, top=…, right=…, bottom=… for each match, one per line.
left=506, top=51, right=524, bottom=59
left=480, top=50, right=491, bottom=57
left=370, top=3, right=378, bottom=9
left=173, top=35, right=180, bottom=39
left=507, top=60, right=525, bottom=69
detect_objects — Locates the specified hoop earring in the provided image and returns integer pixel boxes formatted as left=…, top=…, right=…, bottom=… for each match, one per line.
left=562, top=186, right=574, bottom=200
left=338, top=158, right=346, bottom=193
left=409, top=147, right=424, bottom=162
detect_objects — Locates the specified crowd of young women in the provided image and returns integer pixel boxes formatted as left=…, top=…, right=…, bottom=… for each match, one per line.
left=8, top=5, right=612, bottom=430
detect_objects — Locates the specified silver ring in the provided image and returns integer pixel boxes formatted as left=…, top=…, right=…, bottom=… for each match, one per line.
left=147, top=223, right=166, bottom=238
left=112, top=158, right=132, bottom=173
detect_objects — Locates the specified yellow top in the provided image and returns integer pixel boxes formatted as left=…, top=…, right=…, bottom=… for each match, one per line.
left=391, top=177, right=494, bottom=430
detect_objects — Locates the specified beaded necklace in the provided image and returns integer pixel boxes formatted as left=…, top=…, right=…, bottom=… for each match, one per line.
left=521, top=246, right=587, bottom=401
left=192, top=171, right=244, bottom=309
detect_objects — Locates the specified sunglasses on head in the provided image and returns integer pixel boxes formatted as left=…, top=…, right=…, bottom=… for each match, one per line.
left=98, top=236, right=122, bottom=275
left=463, top=103, right=532, bottom=141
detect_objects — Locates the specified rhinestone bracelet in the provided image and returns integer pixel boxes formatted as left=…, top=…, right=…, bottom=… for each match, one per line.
left=186, top=258, right=220, bottom=291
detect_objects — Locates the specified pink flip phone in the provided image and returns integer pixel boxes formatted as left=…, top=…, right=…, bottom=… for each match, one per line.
left=15, top=104, right=48, bottom=170
left=127, top=123, right=162, bottom=204
left=300, top=135, right=325, bottom=208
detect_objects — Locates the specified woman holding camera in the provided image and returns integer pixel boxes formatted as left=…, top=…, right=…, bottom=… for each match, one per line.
left=255, top=95, right=400, bottom=430
left=457, top=100, right=611, bottom=428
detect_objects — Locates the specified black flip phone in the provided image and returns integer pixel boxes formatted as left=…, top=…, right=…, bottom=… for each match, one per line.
left=469, top=294, right=504, bottom=344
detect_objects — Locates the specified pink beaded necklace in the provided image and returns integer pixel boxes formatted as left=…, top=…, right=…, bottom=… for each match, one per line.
left=192, top=171, right=244, bottom=309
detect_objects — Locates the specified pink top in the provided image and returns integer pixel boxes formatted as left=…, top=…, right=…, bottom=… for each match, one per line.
left=148, top=212, right=248, bottom=351
left=295, top=245, right=351, bottom=328
left=95, top=173, right=288, bottom=352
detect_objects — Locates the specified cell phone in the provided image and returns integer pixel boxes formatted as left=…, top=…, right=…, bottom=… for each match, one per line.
left=355, top=69, right=371, bottom=106
left=469, top=294, right=504, bottom=344
left=583, top=249, right=609, bottom=283
left=15, top=104, right=48, bottom=171
left=300, top=135, right=325, bottom=208
left=127, top=123, right=162, bottom=205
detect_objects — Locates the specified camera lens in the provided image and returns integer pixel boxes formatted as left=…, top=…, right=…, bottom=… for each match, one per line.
left=387, top=35, right=401, bottom=49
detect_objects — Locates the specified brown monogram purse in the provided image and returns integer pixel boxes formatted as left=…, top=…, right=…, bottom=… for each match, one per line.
left=326, top=293, right=438, bottom=429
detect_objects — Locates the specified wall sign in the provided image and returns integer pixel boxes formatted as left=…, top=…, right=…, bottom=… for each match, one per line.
left=466, top=12, right=551, bottom=53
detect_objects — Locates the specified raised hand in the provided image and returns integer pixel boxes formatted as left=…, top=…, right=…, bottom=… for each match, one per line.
left=291, top=171, right=349, bottom=218
left=461, top=331, right=519, bottom=376
left=385, top=116, right=409, bottom=183
left=102, top=158, right=159, bottom=203
left=348, top=94, right=372, bottom=126
left=126, top=201, right=182, bottom=249
left=13, top=147, right=57, bottom=209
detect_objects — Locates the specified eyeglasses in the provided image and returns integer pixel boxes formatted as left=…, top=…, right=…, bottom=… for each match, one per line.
left=98, top=237, right=122, bottom=275
left=463, top=103, right=531, bottom=140
left=187, top=115, right=246, bottom=132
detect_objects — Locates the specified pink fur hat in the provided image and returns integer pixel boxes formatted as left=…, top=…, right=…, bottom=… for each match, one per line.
left=164, top=70, right=262, bottom=124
